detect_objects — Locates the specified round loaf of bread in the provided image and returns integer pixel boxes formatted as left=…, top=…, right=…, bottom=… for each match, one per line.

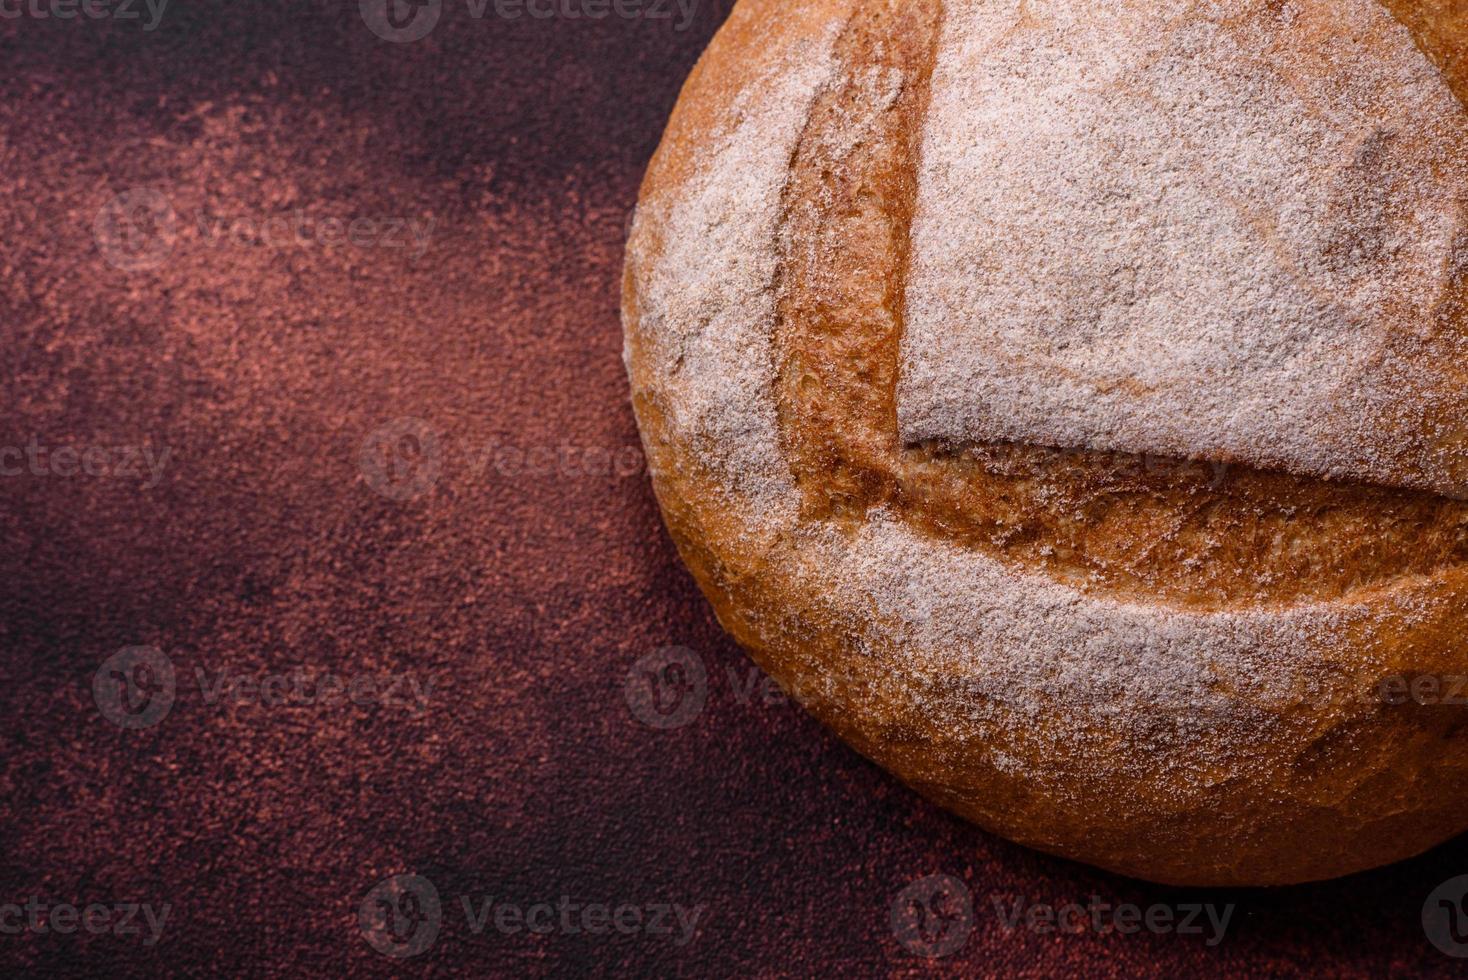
left=622, top=0, right=1468, bottom=885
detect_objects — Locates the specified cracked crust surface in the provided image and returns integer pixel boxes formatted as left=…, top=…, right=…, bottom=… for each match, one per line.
left=624, top=0, right=1468, bottom=885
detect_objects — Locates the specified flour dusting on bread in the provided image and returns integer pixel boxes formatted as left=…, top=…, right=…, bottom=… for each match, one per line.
left=627, top=26, right=836, bottom=526
left=624, top=0, right=1468, bottom=884
left=900, top=0, right=1468, bottom=495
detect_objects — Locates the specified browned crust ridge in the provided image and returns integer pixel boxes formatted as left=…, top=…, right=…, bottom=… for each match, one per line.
left=624, top=0, right=1468, bottom=885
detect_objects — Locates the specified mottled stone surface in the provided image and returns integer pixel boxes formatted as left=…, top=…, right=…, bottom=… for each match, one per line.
left=0, top=1, right=1464, bottom=975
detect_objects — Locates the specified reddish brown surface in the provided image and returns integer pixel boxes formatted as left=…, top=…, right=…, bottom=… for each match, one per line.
left=1, top=2, right=1466, bottom=976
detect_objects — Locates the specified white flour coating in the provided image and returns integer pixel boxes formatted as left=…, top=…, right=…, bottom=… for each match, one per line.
left=626, top=1, right=1447, bottom=765
left=627, top=31, right=829, bottom=535
left=901, top=0, right=1468, bottom=495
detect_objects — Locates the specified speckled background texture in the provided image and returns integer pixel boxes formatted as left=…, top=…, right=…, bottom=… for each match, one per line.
left=2, top=1, right=1467, bottom=976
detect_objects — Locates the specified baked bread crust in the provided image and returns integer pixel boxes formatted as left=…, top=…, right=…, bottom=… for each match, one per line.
left=623, top=0, right=1468, bottom=886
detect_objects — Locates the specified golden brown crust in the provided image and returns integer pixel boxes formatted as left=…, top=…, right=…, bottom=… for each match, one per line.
left=774, top=0, right=1468, bottom=611
left=624, top=0, right=1468, bottom=885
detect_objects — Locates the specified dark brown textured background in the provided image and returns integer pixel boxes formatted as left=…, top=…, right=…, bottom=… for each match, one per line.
left=2, top=0, right=1467, bottom=975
